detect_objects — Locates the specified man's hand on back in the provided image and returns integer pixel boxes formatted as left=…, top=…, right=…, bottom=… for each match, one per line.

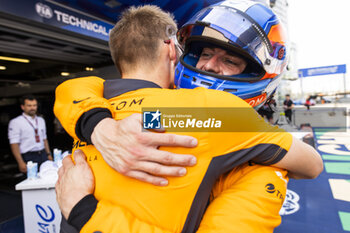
left=55, top=150, right=94, bottom=219
left=91, top=113, right=198, bottom=186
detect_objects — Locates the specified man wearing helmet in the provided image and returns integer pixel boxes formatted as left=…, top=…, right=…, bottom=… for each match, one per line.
left=55, top=2, right=322, bottom=233
left=174, top=0, right=287, bottom=110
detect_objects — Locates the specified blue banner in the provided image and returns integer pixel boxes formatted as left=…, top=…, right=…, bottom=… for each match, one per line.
left=298, top=64, right=347, bottom=78
left=0, top=0, right=224, bottom=41
left=50, top=0, right=222, bottom=27
left=0, top=0, right=114, bottom=41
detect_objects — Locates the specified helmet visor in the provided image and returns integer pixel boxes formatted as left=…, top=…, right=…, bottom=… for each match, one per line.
left=178, top=5, right=285, bottom=75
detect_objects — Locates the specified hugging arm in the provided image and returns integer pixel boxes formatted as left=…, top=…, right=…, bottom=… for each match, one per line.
left=273, top=136, right=323, bottom=179
left=54, top=77, right=197, bottom=186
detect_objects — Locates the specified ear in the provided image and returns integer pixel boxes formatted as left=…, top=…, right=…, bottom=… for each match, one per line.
left=168, top=39, right=177, bottom=63
left=20, top=105, right=24, bottom=111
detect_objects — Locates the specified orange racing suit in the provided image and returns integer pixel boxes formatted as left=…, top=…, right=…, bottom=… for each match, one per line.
left=54, top=76, right=291, bottom=233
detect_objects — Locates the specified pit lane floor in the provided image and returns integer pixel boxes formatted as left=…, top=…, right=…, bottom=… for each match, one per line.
left=276, top=103, right=350, bottom=233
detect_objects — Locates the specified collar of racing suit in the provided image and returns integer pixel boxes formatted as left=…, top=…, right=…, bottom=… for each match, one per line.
left=104, top=79, right=161, bottom=99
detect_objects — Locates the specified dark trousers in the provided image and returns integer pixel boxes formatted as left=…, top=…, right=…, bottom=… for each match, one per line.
left=285, top=110, right=292, bottom=123
left=22, top=150, right=48, bottom=168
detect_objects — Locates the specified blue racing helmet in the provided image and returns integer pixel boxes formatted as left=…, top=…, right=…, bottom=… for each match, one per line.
left=174, top=0, right=288, bottom=109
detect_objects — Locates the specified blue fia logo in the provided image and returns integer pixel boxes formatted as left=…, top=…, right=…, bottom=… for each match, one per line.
left=143, top=110, right=161, bottom=129
left=35, top=3, right=53, bottom=19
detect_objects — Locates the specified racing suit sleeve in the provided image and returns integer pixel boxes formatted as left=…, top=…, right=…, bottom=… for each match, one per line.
left=54, top=76, right=114, bottom=143
left=196, top=164, right=288, bottom=233
left=68, top=195, right=172, bottom=233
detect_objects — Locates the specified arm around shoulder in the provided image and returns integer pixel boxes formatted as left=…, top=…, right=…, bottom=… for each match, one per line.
left=274, top=136, right=323, bottom=179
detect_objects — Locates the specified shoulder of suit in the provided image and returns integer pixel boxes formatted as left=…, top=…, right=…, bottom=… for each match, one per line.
left=10, top=115, right=24, bottom=122
left=37, top=116, right=45, bottom=121
left=78, top=75, right=103, bottom=80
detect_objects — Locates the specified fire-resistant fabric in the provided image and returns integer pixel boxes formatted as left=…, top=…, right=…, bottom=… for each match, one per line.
left=54, top=76, right=291, bottom=233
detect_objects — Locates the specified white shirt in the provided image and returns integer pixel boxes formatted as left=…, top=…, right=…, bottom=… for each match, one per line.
left=8, top=113, right=47, bottom=154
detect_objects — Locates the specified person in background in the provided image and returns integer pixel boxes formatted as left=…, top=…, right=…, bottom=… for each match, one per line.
left=305, top=96, right=311, bottom=110
left=8, top=95, right=52, bottom=173
left=258, top=98, right=277, bottom=124
left=283, top=94, right=294, bottom=123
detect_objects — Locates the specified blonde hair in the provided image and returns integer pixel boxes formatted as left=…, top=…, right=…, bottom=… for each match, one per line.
left=109, top=5, right=177, bottom=74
